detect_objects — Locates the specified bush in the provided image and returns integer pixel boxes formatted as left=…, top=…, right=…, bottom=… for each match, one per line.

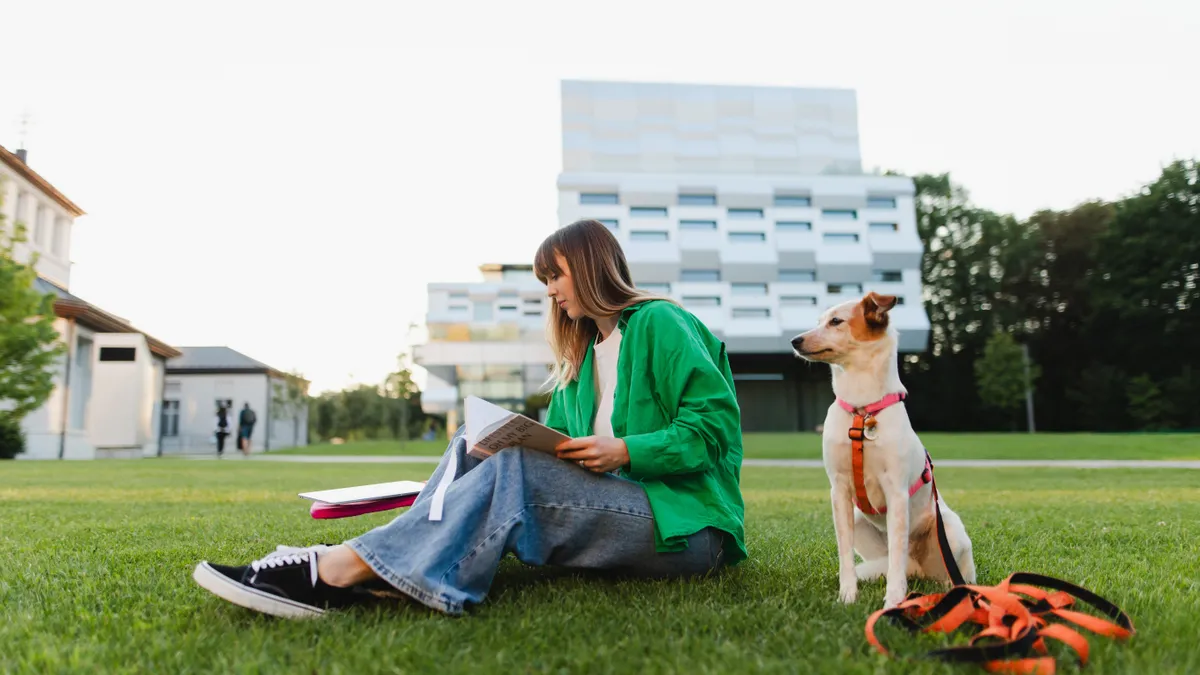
left=0, top=416, right=25, bottom=459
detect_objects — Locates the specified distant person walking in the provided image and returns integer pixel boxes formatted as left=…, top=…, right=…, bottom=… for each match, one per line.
left=238, top=403, right=257, bottom=455
left=215, top=405, right=233, bottom=458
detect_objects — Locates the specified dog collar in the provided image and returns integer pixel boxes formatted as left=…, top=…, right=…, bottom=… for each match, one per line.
left=837, top=392, right=907, bottom=416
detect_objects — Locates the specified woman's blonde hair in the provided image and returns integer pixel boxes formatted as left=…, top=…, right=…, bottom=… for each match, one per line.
left=534, top=219, right=675, bottom=388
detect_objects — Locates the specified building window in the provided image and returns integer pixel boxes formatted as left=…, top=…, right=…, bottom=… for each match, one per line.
left=522, top=310, right=542, bottom=317
left=680, top=269, right=721, bottom=282
left=780, top=295, right=818, bottom=306
left=161, top=400, right=180, bottom=437
left=448, top=291, right=468, bottom=300
left=774, top=195, right=812, bottom=207
left=580, top=193, right=618, bottom=205
left=499, top=304, right=518, bottom=312
left=867, top=196, right=897, bottom=209
left=869, top=222, right=899, bottom=233
left=728, top=232, right=766, bottom=243
left=457, top=364, right=524, bottom=401
left=99, top=347, right=136, bottom=362
left=895, top=297, right=907, bottom=305
left=732, top=308, right=771, bottom=318
left=630, top=207, right=668, bottom=218
left=630, top=231, right=669, bottom=242
left=50, top=218, right=65, bottom=258
left=822, top=209, right=858, bottom=220
left=473, top=302, right=494, bottom=322
left=823, top=233, right=860, bottom=244
left=728, top=208, right=764, bottom=219
left=827, top=283, right=863, bottom=295
left=639, top=282, right=671, bottom=294
left=733, top=373, right=785, bottom=381
left=776, top=221, right=812, bottom=232
left=501, top=269, right=534, bottom=281
left=731, top=283, right=768, bottom=296
left=680, top=220, right=717, bottom=230
left=872, top=270, right=903, bottom=282
left=597, top=219, right=619, bottom=231
left=682, top=296, right=721, bottom=307
left=678, top=194, right=716, bottom=206
left=449, top=304, right=468, bottom=312
left=523, top=298, right=542, bottom=305
left=779, top=269, right=817, bottom=282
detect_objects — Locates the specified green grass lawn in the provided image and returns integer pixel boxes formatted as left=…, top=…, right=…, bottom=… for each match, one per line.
left=3, top=460, right=1198, bottom=673
left=275, top=432, right=1200, bottom=460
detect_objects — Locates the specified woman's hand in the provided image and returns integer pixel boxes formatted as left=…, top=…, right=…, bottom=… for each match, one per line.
left=555, top=436, right=630, bottom=473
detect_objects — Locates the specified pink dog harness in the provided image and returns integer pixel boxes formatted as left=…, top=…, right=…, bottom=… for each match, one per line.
left=837, top=392, right=930, bottom=515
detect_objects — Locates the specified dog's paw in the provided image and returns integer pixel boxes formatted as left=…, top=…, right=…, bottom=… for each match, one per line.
left=883, top=586, right=906, bottom=609
left=839, top=583, right=858, bottom=604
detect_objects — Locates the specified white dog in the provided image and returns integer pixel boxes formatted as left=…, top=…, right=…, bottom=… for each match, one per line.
left=792, top=292, right=975, bottom=609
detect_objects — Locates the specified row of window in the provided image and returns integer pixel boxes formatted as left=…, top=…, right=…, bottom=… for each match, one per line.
left=650, top=279, right=901, bottom=294
left=581, top=193, right=898, bottom=210
left=618, top=228, right=897, bottom=244
left=681, top=294, right=908, bottom=314
left=596, top=219, right=898, bottom=236
left=11, top=191, right=70, bottom=260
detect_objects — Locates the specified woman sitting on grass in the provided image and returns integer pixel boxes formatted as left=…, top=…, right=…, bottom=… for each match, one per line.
left=192, top=219, right=747, bottom=618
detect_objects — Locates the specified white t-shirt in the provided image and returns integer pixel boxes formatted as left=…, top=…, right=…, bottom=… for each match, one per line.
left=592, top=325, right=623, bottom=437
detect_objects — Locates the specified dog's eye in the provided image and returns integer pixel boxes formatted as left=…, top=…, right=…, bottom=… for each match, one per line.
left=829, top=317, right=844, bottom=327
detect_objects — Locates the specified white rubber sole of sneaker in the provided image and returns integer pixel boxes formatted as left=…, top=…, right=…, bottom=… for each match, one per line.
left=192, top=562, right=325, bottom=619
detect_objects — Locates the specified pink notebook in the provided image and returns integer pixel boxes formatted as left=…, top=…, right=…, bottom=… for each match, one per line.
left=310, top=494, right=419, bottom=519
left=300, top=480, right=426, bottom=520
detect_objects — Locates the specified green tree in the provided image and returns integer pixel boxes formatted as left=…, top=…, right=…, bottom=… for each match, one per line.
left=0, top=180, right=65, bottom=458
left=271, top=370, right=310, bottom=449
left=1126, top=374, right=1173, bottom=431
left=974, top=332, right=1040, bottom=428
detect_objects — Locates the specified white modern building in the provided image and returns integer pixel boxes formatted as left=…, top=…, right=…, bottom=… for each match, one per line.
left=416, top=264, right=552, bottom=431
left=2, top=144, right=182, bottom=459
left=162, top=347, right=310, bottom=454
left=416, top=80, right=930, bottom=432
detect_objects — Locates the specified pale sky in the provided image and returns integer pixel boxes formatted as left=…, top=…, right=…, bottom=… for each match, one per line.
left=3, top=0, right=1196, bottom=394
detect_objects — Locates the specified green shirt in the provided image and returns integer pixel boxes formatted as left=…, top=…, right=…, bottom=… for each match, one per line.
left=543, top=300, right=748, bottom=565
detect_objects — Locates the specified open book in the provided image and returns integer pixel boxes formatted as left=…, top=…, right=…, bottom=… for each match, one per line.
left=464, top=395, right=571, bottom=460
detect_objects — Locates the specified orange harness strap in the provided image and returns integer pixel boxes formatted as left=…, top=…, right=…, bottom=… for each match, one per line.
left=848, top=413, right=877, bottom=515
left=865, top=572, right=1134, bottom=673
left=848, top=403, right=964, bottom=586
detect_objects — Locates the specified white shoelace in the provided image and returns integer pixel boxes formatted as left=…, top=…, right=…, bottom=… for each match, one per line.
left=250, top=545, right=326, bottom=586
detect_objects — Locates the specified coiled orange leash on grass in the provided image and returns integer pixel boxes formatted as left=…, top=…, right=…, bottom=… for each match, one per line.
left=864, top=572, right=1135, bottom=674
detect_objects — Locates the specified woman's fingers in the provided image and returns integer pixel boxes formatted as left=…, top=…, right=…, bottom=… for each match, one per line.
left=556, top=446, right=596, bottom=460
left=555, top=436, right=595, bottom=452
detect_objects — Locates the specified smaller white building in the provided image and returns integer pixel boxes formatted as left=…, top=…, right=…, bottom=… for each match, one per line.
left=20, top=279, right=182, bottom=459
left=162, top=347, right=309, bottom=454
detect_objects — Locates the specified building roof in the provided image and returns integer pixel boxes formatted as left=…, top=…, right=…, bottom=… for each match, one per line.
left=35, top=277, right=181, bottom=358
left=0, top=145, right=86, bottom=217
left=167, top=346, right=303, bottom=381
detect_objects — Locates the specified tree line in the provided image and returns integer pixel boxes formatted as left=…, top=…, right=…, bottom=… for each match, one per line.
left=901, top=160, right=1199, bottom=431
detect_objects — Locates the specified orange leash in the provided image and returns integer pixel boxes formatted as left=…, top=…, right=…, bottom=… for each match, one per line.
left=865, top=572, right=1135, bottom=674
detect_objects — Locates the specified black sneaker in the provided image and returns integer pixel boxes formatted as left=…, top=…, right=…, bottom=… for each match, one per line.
left=192, top=544, right=361, bottom=619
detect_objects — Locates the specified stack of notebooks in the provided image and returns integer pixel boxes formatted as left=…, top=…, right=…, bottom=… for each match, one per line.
left=299, top=480, right=427, bottom=519
left=298, top=395, right=570, bottom=520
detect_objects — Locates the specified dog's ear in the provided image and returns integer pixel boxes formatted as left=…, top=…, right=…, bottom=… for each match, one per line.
left=861, top=292, right=898, bottom=327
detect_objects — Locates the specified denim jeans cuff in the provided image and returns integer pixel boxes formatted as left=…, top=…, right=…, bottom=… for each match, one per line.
left=345, top=538, right=465, bottom=616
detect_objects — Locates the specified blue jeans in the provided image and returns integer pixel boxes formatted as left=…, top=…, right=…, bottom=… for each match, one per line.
left=346, top=426, right=726, bottom=615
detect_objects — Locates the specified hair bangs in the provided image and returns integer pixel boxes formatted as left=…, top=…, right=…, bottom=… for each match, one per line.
left=533, top=234, right=564, bottom=284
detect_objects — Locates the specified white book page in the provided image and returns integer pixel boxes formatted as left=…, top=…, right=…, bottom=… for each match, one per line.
left=297, top=480, right=426, bottom=505
left=464, top=395, right=570, bottom=458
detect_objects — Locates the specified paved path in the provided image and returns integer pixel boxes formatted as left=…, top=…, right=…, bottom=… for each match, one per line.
left=185, top=455, right=1200, bottom=469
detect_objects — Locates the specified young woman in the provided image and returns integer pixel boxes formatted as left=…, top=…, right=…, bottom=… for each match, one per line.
left=192, top=219, right=747, bottom=618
